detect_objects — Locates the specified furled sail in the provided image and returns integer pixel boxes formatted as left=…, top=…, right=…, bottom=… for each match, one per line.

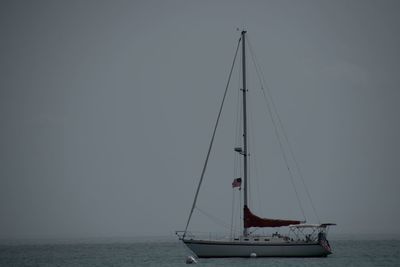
left=244, top=205, right=302, bottom=228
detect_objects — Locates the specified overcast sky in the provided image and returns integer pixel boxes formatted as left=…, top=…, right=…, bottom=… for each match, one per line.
left=1, top=0, right=400, bottom=240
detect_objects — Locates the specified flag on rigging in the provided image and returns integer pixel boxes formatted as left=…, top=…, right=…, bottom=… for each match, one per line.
left=232, top=178, right=242, bottom=188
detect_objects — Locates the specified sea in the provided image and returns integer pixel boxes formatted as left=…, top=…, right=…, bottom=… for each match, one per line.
left=1, top=237, right=399, bottom=267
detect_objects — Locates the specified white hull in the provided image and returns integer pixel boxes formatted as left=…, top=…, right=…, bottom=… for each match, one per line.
left=183, top=239, right=331, bottom=258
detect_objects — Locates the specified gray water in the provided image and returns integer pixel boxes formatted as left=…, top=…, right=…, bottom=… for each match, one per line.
left=1, top=239, right=399, bottom=266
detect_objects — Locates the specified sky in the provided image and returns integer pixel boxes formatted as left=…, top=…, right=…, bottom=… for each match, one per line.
left=1, top=0, right=400, bottom=240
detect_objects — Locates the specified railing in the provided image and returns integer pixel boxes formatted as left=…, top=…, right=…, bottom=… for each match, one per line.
left=177, top=228, right=332, bottom=243
left=175, top=231, right=236, bottom=241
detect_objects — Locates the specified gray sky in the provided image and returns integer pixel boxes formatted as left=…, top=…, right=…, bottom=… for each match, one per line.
left=1, top=0, right=400, bottom=240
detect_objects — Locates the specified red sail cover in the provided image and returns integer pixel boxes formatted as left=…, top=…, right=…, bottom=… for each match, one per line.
left=244, top=205, right=302, bottom=228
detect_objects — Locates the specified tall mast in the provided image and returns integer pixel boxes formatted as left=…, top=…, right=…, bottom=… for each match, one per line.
left=241, top=30, right=249, bottom=236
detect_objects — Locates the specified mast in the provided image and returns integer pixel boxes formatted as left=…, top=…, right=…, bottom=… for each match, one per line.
left=241, top=30, right=249, bottom=236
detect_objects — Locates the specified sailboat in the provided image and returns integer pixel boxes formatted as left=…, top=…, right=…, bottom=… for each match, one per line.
left=176, top=30, right=335, bottom=258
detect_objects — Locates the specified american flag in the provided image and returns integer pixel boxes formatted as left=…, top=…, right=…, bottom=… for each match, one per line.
left=232, top=178, right=242, bottom=188
left=320, top=239, right=331, bottom=253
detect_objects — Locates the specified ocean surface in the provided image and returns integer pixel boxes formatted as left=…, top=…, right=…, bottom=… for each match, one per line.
left=1, top=238, right=399, bottom=267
